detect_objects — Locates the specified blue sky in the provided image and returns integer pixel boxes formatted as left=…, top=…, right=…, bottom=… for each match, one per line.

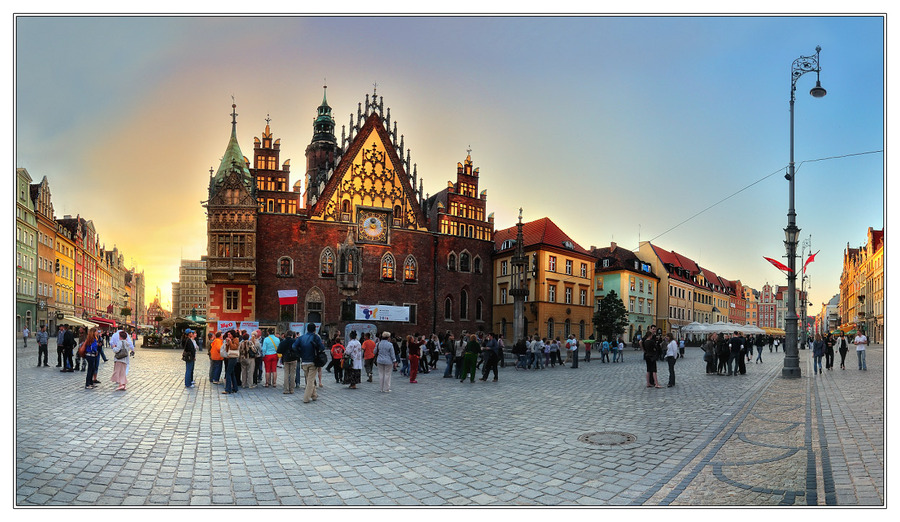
left=13, top=15, right=885, bottom=311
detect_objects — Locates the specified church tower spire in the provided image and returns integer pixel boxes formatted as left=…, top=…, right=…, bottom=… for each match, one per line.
left=305, top=83, right=342, bottom=208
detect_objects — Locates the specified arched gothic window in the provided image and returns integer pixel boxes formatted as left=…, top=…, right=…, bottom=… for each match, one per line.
left=448, top=253, right=457, bottom=272
left=404, top=255, right=418, bottom=282
left=473, top=256, right=482, bottom=274
left=476, top=297, right=483, bottom=322
left=460, top=252, right=471, bottom=273
left=278, top=256, right=293, bottom=276
left=444, top=297, right=453, bottom=321
left=381, top=253, right=395, bottom=281
left=320, top=248, right=335, bottom=277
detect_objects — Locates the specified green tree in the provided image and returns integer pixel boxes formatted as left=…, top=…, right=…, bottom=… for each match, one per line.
left=593, top=290, right=629, bottom=341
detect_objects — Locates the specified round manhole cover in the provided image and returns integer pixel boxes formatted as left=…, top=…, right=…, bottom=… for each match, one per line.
left=578, top=431, right=637, bottom=447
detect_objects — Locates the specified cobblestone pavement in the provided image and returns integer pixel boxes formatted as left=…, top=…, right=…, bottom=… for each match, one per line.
left=15, top=339, right=884, bottom=506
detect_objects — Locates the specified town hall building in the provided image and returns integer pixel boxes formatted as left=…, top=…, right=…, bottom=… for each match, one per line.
left=204, top=87, right=494, bottom=339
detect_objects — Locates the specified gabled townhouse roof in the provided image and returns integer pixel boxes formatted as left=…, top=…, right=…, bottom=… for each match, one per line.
left=494, top=217, right=591, bottom=256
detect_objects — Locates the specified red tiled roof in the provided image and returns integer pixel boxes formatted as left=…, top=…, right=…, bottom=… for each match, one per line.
left=493, top=217, right=591, bottom=256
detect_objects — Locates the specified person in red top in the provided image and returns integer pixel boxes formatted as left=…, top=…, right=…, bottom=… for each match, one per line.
left=362, top=333, right=377, bottom=383
left=330, top=337, right=345, bottom=384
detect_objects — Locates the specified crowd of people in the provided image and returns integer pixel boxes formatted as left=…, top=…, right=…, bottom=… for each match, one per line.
left=36, top=320, right=870, bottom=397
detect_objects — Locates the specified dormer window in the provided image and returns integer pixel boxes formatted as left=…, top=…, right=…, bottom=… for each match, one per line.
left=501, top=239, right=516, bottom=251
left=562, top=240, right=574, bottom=250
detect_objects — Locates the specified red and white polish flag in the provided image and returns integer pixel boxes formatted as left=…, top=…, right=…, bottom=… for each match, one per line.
left=278, top=289, right=298, bottom=305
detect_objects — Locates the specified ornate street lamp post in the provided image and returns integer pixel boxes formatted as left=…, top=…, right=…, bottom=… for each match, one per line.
left=783, top=46, right=826, bottom=379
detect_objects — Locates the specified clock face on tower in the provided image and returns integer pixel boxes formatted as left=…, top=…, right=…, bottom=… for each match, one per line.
left=357, top=210, right=389, bottom=243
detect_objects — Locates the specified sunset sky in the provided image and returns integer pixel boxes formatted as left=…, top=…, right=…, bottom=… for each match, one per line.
left=13, top=14, right=885, bottom=313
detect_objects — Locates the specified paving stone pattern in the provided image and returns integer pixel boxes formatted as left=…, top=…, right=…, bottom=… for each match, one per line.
left=15, top=340, right=884, bottom=506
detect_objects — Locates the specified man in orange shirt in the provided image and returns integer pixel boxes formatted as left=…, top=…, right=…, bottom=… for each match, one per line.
left=209, top=331, right=224, bottom=384
left=362, top=332, right=376, bottom=383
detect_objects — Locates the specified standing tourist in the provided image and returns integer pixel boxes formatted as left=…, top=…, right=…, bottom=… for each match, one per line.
left=837, top=333, right=849, bottom=370
left=454, top=333, right=466, bottom=378
left=329, top=336, right=345, bottom=385
left=398, top=336, right=409, bottom=377
left=617, top=336, right=626, bottom=362
left=703, top=334, right=717, bottom=374
left=36, top=325, right=49, bottom=367
left=344, top=331, right=363, bottom=389
left=278, top=331, right=298, bottom=394
left=461, top=334, right=480, bottom=383
left=222, top=330, right=240, bottom=394
left=251, top=330, right=264, bottom=385
left=61, top=324, right=76, bottom=372
left=375, top=331, right=397, bottom=392
left=239, top=332, right=257, bottom=389
left=111, top=330, right=133, bottom=391
left=362, top=333, right=377, bottom=383
left=854, top=330, right=868, bottom=370
left=513, top=337, right=528, bottom=369
left=665, top=333, right=678, bottom=387
left=56, top=325, right=66, bottom=367
left=480, top=333, right=499, bottom=382
left=442, top=333, right=456, bottom=378
left=22, top=325, right=30, bottom=348
left=81, top=328, right=100, bottom=389
left=642, top=325, right=662, bottom=388
left=407, top=334, right=422, bottom=384
left=209, top=332, right=224, bottom=384
left=293, top=323, right=324, bottom=403
left=181, top=329, right=197, bottom=388
left=260, top=329, right=280, bottom=388
left=569, top=335, right=579, bottom=369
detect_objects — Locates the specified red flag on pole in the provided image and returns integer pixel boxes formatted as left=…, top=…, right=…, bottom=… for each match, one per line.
left=802, top=250, right=820, bottom=274
left=278, top=290, right=298, bottom=305
left=763, top=256, right=793, bottom=273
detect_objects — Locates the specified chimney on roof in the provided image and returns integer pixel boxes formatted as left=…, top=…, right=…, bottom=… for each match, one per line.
left=610, top=241, right=617, bottom=252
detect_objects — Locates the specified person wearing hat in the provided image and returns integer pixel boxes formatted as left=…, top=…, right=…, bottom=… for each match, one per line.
left=375, top=331, right=397, bottom=392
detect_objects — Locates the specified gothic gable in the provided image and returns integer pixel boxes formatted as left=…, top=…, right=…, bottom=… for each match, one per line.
left=209, top=169, right=256, bottom=208
left=310, top=113, right=427, bottom=230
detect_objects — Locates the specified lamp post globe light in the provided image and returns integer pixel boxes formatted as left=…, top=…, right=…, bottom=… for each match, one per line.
left=783, top=46, right=826, bottom=379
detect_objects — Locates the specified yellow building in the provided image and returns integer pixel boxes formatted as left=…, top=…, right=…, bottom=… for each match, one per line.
left=839, top=227, right=883, bottom=342
left=54, top=222, right=76, bottom=321
left=493, top=217, right=594, bottom=341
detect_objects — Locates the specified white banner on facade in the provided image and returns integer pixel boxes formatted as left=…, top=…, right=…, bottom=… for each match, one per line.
left=355, top=304, right=410, bottom=322
left=217, top=321, right=237, bottom=331
left=239, top=321, right=260, bottom=332
left=289, top=322, right=321, bottom=334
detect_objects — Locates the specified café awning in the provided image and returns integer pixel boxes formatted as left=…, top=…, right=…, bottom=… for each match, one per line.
left=90, top=317, right=117, bottom=328
left=59, top=315, right=99, bottom=328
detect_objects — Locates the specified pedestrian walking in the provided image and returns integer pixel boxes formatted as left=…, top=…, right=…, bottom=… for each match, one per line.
left=600, top=339, right=610, bottom=363
left=837, top=333, right=849, bottom=369
left=812, top=334, right=825, bottom=375
left=678, top=338, right=685, bottom=358
left=22, top=326, right=30, bottom=348
left=824, top=334, right=835, bottom=371
left=362, top=333, right=376, bottom=383
left=60, top=324, right=76, bottom=372
left=111, top=330, right=133, bottom=391
left=665, top=333, right=678, bottom=387
left=375, top=331, right=397, bottom=392
left=344, top=331, right=363, bottom=389
left=617, top=337, right=625, bottom=362
left=36, top=325, right=49, bottom=367
left=181, top=329, right=197, bottom=388
left=854, top=331, right=868, bottom=370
